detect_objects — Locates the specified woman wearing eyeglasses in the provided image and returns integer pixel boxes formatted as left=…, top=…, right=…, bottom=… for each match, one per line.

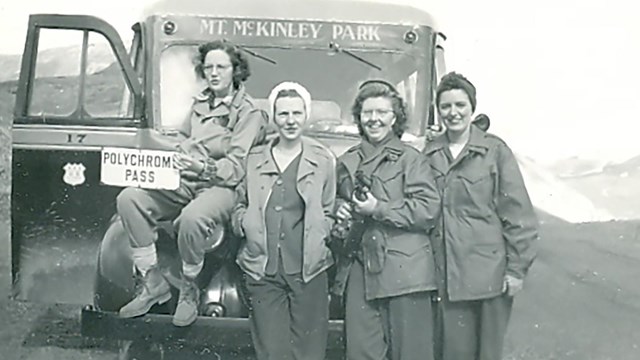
left=331, top=80, right=441, bottom=360
left=116, top=40, right=267, bottom=327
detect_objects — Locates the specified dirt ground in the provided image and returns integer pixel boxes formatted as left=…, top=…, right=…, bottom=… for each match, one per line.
left=1, top=211, right=640, bottom=359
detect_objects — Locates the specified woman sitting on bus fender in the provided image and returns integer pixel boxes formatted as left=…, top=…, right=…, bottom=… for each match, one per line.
left=331, top=80, right=441, bottom=360
left=116, top=40, right=267, bottom=327
left=424, top=72, right=538, bottom=360
left=231, top=82, right=336, bottom=360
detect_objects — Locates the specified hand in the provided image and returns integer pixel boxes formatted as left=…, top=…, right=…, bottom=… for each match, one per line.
left=173, top=152, right=205, bottom=174
left=335, top=202, right=353, bottom=221
left=234, top=214, right=246, bottom=237
left=352, top=192, right=378, bottom=216
left=425, top=124, right=446, bottom=142
left=502, top=274, right=524, bottom=297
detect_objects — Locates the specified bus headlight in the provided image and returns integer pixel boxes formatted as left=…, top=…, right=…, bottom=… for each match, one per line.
left=203, top=303, right=225, bottom=317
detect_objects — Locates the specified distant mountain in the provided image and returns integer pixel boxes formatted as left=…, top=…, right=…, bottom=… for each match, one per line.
left=601, top=154, right=640, bottom=177
left=515, top=154, right=614, bottom=223
left=0, top=44, right=630, bottom=223
left=561, top=154, right=640, bottom=220
left=548, top=156, right=611, bottom=178
left=0, top=43, right=115, bottom=83
left=0, top=80, right=16, bottom=126
left=0, top=43, right=119, bottom=125
left=0, top=53, right=22, bottom=83
left=542, top=152, right=640, bottom=220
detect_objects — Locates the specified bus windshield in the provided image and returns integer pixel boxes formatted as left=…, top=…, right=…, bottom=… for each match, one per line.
left=158, top=22, right=434, bottom=139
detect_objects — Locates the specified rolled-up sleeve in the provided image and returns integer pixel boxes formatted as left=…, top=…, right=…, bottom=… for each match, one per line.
left=371, top=155, right=441, bottom=231
left=202, top=108, right=267, bottom=187
left=496, top=143, right=539, bottom=279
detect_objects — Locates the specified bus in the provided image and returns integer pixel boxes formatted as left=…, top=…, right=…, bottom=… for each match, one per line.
left=10, top=0, right=446, bottom=356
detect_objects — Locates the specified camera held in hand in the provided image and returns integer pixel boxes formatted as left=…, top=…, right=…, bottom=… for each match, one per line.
left=329, top=170, right=372, bottom=259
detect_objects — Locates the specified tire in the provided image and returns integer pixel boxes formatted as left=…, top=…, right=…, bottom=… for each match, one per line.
left=93, top=215, right=135, bottom=312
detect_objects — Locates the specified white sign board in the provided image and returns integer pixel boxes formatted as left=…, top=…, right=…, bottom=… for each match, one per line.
left=101, top=147, right=180, bottom=190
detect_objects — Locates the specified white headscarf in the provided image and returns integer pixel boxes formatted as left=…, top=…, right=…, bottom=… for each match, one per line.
left=267, top=81, right=312, bottom=121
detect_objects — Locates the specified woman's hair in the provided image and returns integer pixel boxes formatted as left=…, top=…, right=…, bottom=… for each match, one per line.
left=194, top=40, right=251, bottom=89
left=436, top=72, right=477, bottom=112
left=351, top=80, right=407, bottom=138
left=275, top=89, right=303, bottom=101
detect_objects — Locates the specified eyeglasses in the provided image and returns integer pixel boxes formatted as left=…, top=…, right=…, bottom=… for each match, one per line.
left=360, top=109, right=394, bottom=120
left=202, top=63, right=231, bottom=73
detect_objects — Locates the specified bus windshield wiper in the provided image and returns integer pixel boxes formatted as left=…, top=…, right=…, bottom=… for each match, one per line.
left=223, top=39, right=277, bottom=65
left=329, top=42, right=382, bottom=71
left=240, top=46, right=277, bottom=65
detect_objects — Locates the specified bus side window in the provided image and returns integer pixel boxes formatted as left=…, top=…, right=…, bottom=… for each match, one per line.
left=27, top=28, right=131, bottom=119
left=84, top=31, right=131, bottom=118
left=28, top=29, right=83, bottom=117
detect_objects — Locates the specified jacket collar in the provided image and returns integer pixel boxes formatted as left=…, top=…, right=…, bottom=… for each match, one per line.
left=423, top=125, right=490, bottom=156
left=192, top=85, right=246, bottom=115
left=466, top=125, right=490, bottom=155
left=230, top=84, right=247, bottom=108
left=255, top=136, right=319, bottom=180
left=341, top=135, right=405, bottom=178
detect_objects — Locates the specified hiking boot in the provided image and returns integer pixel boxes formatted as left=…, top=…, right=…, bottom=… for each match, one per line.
left=119, top=267, right=171, bottom=318
left=172, top=276, right=200, bottom=327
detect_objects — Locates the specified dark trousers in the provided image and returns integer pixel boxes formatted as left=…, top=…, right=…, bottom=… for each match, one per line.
left=435, top=294, right=513, bottom=360
left=345, top=260, right=435, bottom=360
left=116, top=182, right=235, bottom=265
left=246, top=264, right=329, bottom=360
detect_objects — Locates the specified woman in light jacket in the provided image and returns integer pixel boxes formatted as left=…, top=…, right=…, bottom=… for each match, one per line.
left=424, top=72, right=538, bottom=360
left=231, top=82, right=336, bottom=360
left=332, top=80, right=441, bottom=360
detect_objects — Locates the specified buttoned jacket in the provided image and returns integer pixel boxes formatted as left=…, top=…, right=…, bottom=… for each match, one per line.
left=423, top=126, right=538, bottom=301
left=233, top=136, right=336, bottom=283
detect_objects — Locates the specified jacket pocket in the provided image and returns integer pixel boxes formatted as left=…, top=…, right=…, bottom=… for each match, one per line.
left=373, top=168, right=404, bottom=201
left=458, top=171, right=491, bottom=187
left=463, top=243, right=506, bottom=296
left=362, top=228, right=386, bottom=274
left=380, top=233, right=437, bottom=294
left=454, top=171, right=495, bottom=216
left=240, top=208, right=265, bottom=257
left=385, top=232, right=431, bottom=256
left=376, top=168, right=403, bottom=182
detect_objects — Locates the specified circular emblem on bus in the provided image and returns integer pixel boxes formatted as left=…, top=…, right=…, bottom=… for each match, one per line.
left=163, top=21, right=177, bottom=35
left=63, top=163, right=86, bottom=186
left=404, top=30, right=418, bottom=44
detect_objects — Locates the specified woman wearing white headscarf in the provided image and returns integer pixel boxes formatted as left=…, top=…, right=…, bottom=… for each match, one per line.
left=231, top=82, right=336, bottom=360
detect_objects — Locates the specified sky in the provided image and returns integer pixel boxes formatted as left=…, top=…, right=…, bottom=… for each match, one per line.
left=1, top=0, right=639, bottom=164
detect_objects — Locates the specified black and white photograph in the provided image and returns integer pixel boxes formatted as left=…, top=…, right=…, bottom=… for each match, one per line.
left=0, top=0, right=639, bottom=359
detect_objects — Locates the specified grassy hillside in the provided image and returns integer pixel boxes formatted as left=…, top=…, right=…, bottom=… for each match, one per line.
left=0, top=61, right=126, bottom=197
left=0, top=43, right=114, bottom=83
left=0, top=80, right=12, bottom=195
